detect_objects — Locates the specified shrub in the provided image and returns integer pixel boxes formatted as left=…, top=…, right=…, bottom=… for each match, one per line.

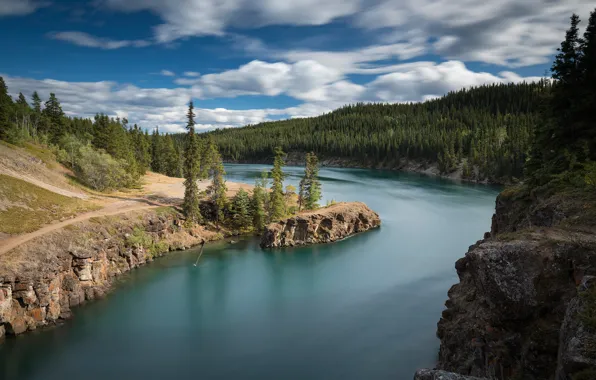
left=74, top=145, right=133, bottom=191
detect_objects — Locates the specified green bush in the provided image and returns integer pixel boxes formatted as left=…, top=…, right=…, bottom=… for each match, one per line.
left=74, top=145, right=133, bottom=191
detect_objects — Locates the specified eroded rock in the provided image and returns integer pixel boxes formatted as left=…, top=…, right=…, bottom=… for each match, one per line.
left=260, top=202, right=380, bottom=248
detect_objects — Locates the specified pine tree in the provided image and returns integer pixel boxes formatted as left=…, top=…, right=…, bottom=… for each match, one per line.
left=268, top=146, right=286, bottom=221
left=183, top=101, right=202, bottom=225
left=305, top=153, right=322, bottom=210
left=42, top=93, right=64, bottom=143
left=207, top=145, right=227, bottom=223
left=151, top=127, right=163, bottom=173
left=0, top=77, right=12, bottom=140
left=31, top=91, right=41, bottom=114
left=251, top=171, right=268, bottom=231
left=298, top=153, right=311, bottom=211
left=230, top=188, right=251, bottom=230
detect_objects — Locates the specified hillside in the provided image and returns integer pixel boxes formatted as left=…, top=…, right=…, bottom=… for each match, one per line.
left=206, top=82, right=550, bottom=184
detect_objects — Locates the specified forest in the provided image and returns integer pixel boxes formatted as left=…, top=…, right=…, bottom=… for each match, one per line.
left=206, top=81, right=551, bottom=183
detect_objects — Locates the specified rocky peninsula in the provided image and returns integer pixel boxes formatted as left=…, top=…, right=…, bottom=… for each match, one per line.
left=260, top=202, right=380, bottom=248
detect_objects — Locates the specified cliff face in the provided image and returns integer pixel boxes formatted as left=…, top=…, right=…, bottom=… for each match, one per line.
left=0, top=208, right=220, bottom=339
left=260, top=202, right=380, bottom=248
left=435, top=187, right=596, bottom=380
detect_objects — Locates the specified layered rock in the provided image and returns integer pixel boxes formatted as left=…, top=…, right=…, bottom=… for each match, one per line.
left=0, top=208, right=220, bottom=339
left=433, top=187, right=596, bottom=379
left=260, top=202, right=380, bottom=248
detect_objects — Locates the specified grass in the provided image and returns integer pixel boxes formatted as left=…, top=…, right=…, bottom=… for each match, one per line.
left=0, top=174, right=100, bottom=234
left=22, top=142, right=60, bottom=169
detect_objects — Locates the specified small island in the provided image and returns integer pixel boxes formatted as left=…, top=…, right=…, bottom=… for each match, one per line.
left=260, top=202, right=380, bottom=248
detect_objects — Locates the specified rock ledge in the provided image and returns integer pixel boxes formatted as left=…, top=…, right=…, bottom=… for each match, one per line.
left=260, top=202, right=380, bottom=248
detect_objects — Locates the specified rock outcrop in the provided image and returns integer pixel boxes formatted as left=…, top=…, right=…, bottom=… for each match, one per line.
left=431, top=187, right=596, bottom=380
left=260, top=202, right=380, bottom=248
left=0, top=208, right=221, bottom=339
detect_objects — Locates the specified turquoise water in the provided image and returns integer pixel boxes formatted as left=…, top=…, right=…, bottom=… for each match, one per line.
left=0, top=166, right=499, bottom=380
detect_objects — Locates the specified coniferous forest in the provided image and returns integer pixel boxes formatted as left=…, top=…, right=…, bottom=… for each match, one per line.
left=207, top=81, right=551, bottom=183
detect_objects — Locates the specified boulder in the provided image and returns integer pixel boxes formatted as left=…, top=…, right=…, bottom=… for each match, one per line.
left=413, top=369, right=487, bottom=380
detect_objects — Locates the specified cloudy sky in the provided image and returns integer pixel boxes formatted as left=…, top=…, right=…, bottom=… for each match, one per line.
left=0, top=0, right=593, bottom=133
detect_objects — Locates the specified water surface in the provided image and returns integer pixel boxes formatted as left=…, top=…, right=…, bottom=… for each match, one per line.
left=0, top=166, right=499, bottom=380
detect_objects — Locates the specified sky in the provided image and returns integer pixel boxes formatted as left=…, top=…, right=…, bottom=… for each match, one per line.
left=0, top=0, right=594, bottom=133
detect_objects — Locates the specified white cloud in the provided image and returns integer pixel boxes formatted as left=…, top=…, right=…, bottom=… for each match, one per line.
left=101, top=0, right=360, bottom=42
left=49, top=31, right=151, bottom=50
left=94, top=0, right=592, bottom=69
left=183, top=71, right=200, bottom=77
left=183, top=60, right=343, bottom=101
left=160, top=70, right=176, bottom=77
left=0, top=0, right=44, bottom=16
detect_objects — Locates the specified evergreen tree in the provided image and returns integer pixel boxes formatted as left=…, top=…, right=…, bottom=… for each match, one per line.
left=0, top=77, right=12, bottom=140
left=31, top=91, right=41, bottom=113
left=42, top=93, right=64, bottom=143
left=151, top=127, right=163, bottom=173
left=230, top=188, right=251, bottom=230
left=305, top=153, right=322, bottom=210
left=268, top=146, right=286, bottom=221
left=299, top=152, right=322, bottom=210
left=251, top=171, right=268, bottom=231
left=207, top=145, right=227, bottom=223
left=182, top=102, right=202, bottom=225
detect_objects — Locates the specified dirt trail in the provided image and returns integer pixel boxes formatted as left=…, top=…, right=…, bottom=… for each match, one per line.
left=0, top=199, right=162, bottom=255
left=0, top=171, right=254, bottom=255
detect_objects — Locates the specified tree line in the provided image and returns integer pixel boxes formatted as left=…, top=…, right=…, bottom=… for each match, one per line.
left=203, top=81, right=550, bottom=184
left=526, top=9, right=596, bottom=191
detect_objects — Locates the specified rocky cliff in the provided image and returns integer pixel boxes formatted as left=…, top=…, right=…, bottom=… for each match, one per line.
left=0, top=208, right=222, bottom=339
left=432, top=186, right=596, bottom=380
left=260, top=202, right=380, bottom=248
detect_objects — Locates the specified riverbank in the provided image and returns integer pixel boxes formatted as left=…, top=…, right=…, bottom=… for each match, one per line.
left=224, top=152, right=510, bottom=185
left=0, top=206, right=233, bottom=338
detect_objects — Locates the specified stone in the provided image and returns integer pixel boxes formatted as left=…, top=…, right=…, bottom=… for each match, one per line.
left=260, top=202, right=380, bottom=248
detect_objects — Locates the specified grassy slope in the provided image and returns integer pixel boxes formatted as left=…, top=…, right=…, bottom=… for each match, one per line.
left=0, top=174, right=99, bottom=234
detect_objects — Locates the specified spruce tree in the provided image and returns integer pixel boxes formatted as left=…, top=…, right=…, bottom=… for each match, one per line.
left=42, top=93, right=64, bottom=143
left=183, top=101, right=202, bottom=225
left=0, top=77, right=12, bottom=140
left=268, top=146, right=286, bottom=221
left=251, top=171, right=268, bottom=231
left=230, top=188, right=251, bottom=230
left=31, top=91, right=41, bottom=113
left=207, top=145, right=227, bottom=223
left=305, top=153, right=322, bottom=210
left=151, top=127, right=163, bottom=173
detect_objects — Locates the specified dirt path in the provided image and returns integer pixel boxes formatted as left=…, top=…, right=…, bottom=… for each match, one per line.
left=0, top=172, right=255, bottom=255
left=0, top=199, right=162, bottom=255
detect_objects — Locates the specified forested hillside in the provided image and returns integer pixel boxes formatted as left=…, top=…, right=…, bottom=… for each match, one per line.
left=208, top=82, right=551, bottom=183
left=0, top=79, right=197, bottom=190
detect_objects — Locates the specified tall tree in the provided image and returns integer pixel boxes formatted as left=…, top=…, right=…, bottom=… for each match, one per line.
left=268, top=147, right=286, bottom=221
left=0, top=77, right=12, bottom=140
left=305, top=153, right=322, bottom=210
left=42, top=93, right=64, bottom=143
left=182, top=101, right=202, bottom=225
left=251, top=171, right=268, bottom=231
left=207, top=145, right=227, bottom=223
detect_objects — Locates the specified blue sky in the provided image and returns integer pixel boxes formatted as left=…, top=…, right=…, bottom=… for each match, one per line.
left=0, top=0, right=593, bottom=133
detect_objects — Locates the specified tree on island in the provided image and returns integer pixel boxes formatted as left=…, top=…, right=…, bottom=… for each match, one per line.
left=182, top=101, right=202, bottom=225
left=268, top=146, right=286, bottom=221
left=207, top=142, right=228, bottom=223
left=299, top=152, right=322, bottom=210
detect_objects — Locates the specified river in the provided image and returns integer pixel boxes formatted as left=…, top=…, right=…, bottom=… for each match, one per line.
left=0, top=165, right=499, bottom=380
